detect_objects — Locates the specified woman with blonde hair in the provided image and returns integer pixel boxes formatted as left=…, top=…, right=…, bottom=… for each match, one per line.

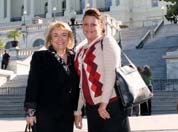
left=24, top=21, right=79, bottom=132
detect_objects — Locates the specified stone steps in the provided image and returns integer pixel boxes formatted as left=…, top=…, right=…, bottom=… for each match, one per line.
left=0, top=90, right=177, bottom=117
left=154, top=24, right=178, bottom=38
left=123, top=49, right=167, bottom=79
left=0, top=95, right=25, bottom=117
left=152, top=90, right=178, bottom=115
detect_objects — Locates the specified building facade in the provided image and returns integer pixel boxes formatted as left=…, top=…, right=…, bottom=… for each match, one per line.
left=0, top=0, right=167, bottom=27
left=0, top=0, right=168, bottom=49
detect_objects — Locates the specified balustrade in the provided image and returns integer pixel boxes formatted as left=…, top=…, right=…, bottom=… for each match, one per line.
left=0, top=47, right=39, bottom=59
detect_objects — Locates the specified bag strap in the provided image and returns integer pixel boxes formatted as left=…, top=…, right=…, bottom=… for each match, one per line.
left=100, top=39, right=136, bottom=69
left=121, top=51, right=136, bottom=68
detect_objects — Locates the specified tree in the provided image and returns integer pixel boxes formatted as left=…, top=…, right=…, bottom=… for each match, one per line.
left=162, top=0, right=178, bottom=23
left=7, top=29, right=22, bottom=47
left=0, top=39, right=5, bottom=49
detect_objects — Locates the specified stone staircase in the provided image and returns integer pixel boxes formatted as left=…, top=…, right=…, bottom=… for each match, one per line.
left=123, top=33, right=178, bottom=79
left=0, top=75, right=27, bottom=117
left=0, top=88, right=177, bottom=117
left=0, top=95, right=25, bottom=117
left=121, top=26, right=155, bottom=50
left=152, top=90, right=178, bottom=115
left=0, top=86, right=26, bottom=117
left=0, top=75, right=28, bottom=88
left=153, top=24, right=178, bottom=38
left=123, top=48, right=167, bottom=79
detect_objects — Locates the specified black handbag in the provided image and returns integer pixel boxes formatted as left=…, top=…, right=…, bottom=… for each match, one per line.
left=115, top=52, right=153, bottom=108
left=25, top=124, right=37, bottom=132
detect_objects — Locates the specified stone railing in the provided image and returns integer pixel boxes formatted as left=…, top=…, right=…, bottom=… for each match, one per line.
left=0, top=70, right=14, bottom=87
left=104, top=14, right=121, bottom=43
left=124, top=18, right=163, bottom=28
left=0, top=47, right=39, bottom=59
left=135, top=19, right=164, bottom=49
left=26, top=23, right=49, bottom=32
left=136, top=30, right=151, bottom=49
left=153, top=20, right=164, bottom=36
left=17, top=47, right=39, bottom=57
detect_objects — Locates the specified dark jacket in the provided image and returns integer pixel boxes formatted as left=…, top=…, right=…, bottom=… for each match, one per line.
left=2, top=53, right=10, bottom=63
left=24, top=50, right=79, bottom=116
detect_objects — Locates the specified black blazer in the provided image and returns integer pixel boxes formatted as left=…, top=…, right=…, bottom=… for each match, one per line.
left=24, top=50, right=79, bottom=115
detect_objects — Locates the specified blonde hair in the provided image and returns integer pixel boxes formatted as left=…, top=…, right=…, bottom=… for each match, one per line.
left=45, top=21, right=74, bottom=49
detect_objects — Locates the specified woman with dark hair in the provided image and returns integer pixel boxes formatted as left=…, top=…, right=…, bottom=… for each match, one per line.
left=24, top=21, right=79, bottom=132
left=74, top=8, right=131, bottom=132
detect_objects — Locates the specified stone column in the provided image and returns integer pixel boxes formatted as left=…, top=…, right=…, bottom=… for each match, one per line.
left=64, top=0, right=71, bottom=16
left=110, top=0, right=124, bottom=10
left=111, top=0, right=116, bottom=7
left=163, top=49, right=178, bottom=80
left=30, top=0, right=34, bottom=19
left=6, top=0, right=11, bottom=22
left=0, top=0, right=4, bottom=20
left=105, top=15, right=112, bottom=36
left=21, top=0, right=28, bottom=24
left=83, top=0, right=89, bottom=8
left=46, top=0, right=52, bottom=18
left=23, top=0, right=27, bottom=14
left=83, top=0, right=89, bottom=13
left=90, top=0, right=96, bottom=8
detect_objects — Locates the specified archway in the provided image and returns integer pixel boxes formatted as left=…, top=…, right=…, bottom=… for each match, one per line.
left=33, top=39, right=45, bottom=47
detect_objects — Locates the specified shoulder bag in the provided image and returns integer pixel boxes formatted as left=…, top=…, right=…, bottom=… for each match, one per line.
left=115, top=52, right=153, bottom=108
left=100, top=38, right=153, bottom=108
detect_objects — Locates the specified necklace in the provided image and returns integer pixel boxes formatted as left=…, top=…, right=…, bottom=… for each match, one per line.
left=51, top=51, right=70, bottom=75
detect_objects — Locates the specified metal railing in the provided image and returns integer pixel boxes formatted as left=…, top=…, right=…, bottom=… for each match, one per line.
left=0, top=86, right=26, bottom=95
left=0, top=79, right=178, bottom=96
left=153, top=79, right=178, bottom=91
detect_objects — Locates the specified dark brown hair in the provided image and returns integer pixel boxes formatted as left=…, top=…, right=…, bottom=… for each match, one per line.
left=143, top=66, right=152, bottom=76
left=83, top=8, right=105, bottom=34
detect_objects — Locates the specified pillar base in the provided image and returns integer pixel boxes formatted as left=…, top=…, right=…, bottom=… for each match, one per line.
left=64, top=10, right=70, bottom=17
left=46, top=13, right=52, bottom=19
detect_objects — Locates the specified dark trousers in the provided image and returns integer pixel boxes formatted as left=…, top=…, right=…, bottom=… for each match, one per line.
left=36, top=111, right=74, bottom=132
left=86, top=100, right=131, bottom=132
left=141, top=99, right=152, bottom=115
left=1, top=61, right=8, bottom=69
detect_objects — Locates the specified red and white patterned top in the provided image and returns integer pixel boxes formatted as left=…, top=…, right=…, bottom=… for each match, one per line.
left=74, top=35, right=121, bottom=115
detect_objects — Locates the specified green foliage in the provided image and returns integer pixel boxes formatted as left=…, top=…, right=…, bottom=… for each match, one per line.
left=7, top=29, right=22, bottom=41
left=0, top=39, right=5, bottom=49
left=162, top=0, right=178, bottom=23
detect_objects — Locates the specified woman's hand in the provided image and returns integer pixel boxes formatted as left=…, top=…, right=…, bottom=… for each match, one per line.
left=26, top=116, right=36, bottom=126
left=98, top=102, right=110, bottom=120
left=74, top=115, right=82, bottom=129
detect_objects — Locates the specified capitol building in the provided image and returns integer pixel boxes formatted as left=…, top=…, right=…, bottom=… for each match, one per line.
left=0, top=0, right=169, bottom=49
left=0, top=0, right=167, bottom=26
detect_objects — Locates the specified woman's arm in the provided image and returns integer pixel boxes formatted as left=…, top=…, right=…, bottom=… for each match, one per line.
left=24, top=52, right=42, bottom=110
left=74, top=89, right=84, bottom=129
left=101, top=36, right=121, bottom=104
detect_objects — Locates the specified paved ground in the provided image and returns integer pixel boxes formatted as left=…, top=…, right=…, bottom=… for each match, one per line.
left=0, top=114, right=178, bottom=132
